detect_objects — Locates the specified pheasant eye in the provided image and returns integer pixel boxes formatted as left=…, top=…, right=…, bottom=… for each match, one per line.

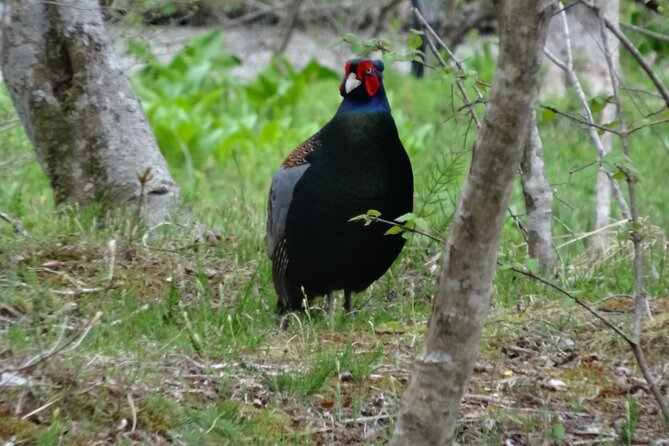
left=366, top=67, right=373, bottom=74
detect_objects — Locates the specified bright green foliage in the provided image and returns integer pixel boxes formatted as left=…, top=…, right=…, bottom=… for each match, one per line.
left=129, top=31, right=340, bottom=202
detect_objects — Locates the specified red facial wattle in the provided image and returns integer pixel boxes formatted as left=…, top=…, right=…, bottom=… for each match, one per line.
left=340, top=60, right=380, bottom=97
left=356, top=61, right=379, bottom=97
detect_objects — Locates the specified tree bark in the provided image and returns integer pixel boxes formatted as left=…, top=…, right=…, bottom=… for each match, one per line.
left=1, top=0, right=179, bottom=223
left=390, top=1, right=555, bottom=444
left=521, top=121, right=554, bottom=272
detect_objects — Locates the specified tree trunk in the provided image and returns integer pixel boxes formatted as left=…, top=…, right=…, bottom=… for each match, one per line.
left=544, top=0, right=620, bottom=253
left=410, top=0, right=442, bottom=78
left=390, top=1, right=555, bottom=444
left=1, top=0, right=179, bottom=223
left=521, top=121, right=554, bottom=272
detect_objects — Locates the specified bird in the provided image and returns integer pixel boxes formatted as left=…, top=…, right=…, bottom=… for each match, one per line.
left=266, top=58, right=413, bottom=317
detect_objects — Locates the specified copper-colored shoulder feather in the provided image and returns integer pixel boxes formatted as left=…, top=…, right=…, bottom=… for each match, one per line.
left=281, top=138, right=317, bottom=168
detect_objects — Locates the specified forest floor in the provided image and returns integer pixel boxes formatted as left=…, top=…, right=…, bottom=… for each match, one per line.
left=1, top=214, right=668, bottom=445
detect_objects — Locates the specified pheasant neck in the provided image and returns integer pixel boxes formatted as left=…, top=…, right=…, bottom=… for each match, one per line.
left=336, top=91, right=391, bottom=114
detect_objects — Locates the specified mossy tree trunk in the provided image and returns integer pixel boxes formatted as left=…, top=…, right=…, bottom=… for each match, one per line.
left=390, top=1, right=556, bottom=444
left=1, top=0, right=179, bottom=223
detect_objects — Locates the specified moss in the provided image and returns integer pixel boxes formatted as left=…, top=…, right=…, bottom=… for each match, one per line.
left=0, top=414, right=47, bottom=442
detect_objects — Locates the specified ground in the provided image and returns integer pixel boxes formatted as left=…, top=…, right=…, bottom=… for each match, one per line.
left=1, top=215, right=667, bottom=444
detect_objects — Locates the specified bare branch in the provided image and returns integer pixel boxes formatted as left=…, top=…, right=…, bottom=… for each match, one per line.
left=508, top=266, right=635, bottom=346
left=0, top=311, right=102, bottom=374
left=413, top=7, right=482, bottom=129
left=602, top=15, right=669, bottom=108
left=0, top=211, right=28, bottom=236
left=620, top=21, right=669, bottom=44
left=539, top=104, right=623, bottom=136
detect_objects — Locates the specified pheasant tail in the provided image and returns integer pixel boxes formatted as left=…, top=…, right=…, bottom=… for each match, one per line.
left=271, top=238, right=305, bottom=312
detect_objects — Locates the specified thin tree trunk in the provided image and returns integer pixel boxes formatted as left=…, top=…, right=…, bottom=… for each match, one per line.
left=521, top=121, right=554, bottom=272
left=593, top=0, right=620, bottom=253
left=544, top=0, right=620, bottom=254
left=1, top=0, right=179, bottom=223
left=390, top=1, right=556, bottom=444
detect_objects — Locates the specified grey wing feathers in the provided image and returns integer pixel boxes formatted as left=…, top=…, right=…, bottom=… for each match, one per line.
left=266, top=163, right=309, bottom=258
left=266, top=163, right=310, bottom=312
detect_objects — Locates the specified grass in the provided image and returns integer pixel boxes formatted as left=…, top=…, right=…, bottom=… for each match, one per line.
left=1, top=32, right=669, bottom=445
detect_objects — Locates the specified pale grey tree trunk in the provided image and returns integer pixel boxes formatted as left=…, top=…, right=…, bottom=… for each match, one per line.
left=390, top=1, right=555, bottom=444
left=1, top=0, right=179, bottom=223
left=521, top=121, right=554, bottom=271
left=544, top=0, right=620, bottom=253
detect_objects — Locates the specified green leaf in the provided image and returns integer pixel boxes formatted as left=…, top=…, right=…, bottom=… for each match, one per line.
left=343, top=33, right=358, bottom=43
left=630, top=221, right=644, bottom=231
left=348, top=214, right=367, bottom=222
left=385, top=226, right=404, bottom=236
left=366, top=209, right=382, bottom=218
left=588, top=93, right=613, bottom=113
left=383, top=52, right=397, bottom=66
left=524, top=258, right=540, bottom=274
left=541, top=108, right=555, bottom=123
left=414, top=217, right=429, bottom=233
left=612, top=171, right=627, bottom=180
left=602, top=120, right=619, bottom=129
left=407, top=34, right=423, bottom=49
left=379, top=39, right=392, bottom=52
left=350, top=43, right=365, bottom=55
left=497, top=263, right=513, bottom=271
left=394, top=212, right=416, bottom=223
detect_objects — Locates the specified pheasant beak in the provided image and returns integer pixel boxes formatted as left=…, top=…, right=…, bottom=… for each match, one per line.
left=344, top=72, right=362, bottom=94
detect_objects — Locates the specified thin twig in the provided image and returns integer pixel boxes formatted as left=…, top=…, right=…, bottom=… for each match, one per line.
left=539, top=104, right=622, bottom=136
left=367, top=215, right=444, bottom=243
left=0, top=311, right=102, bottom=374
left=555, top=219, right=629, bottom=250
left=508, top=267, right=636, bottom=346
left=127, top=393, right=137, bottom=432
left=507, top=206, right=529, bottom=243
left=602, top=15, right=669, bottom=107
left=620, top=21, right=669, bottom=43
left=21, top=394, right=64, bottom=420
left=275, top=0, right=304, bottom=53
left=0, top=211, right=28, bottom=236
left=413, top=7, right=482, bottom=129
left=0, top=119, right=20, bottom=132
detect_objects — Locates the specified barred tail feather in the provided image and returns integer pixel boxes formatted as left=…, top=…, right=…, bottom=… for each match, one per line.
left=272, top=238, right=305, bottom=312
